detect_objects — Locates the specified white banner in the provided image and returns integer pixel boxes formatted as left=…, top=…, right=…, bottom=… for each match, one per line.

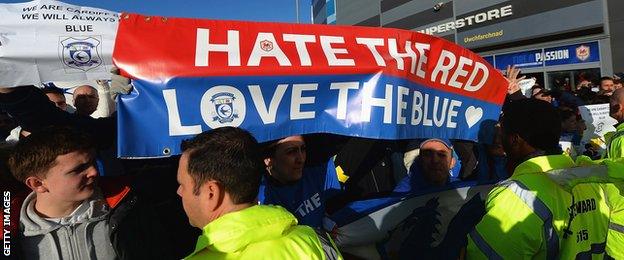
left=0, top=0, right=118, bottom=87
left=578, top=104, right=618, bottom=156
left=579, top=104, right=617, bottom=141
left=518, top=77, right=536, bottom=97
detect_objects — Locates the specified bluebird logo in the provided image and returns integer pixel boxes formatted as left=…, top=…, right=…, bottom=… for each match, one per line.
left=200, top=86, right=246, bottom=129
left=59, top=37, right=102, bottom=71
left=211, top=92, right=238, bottom=123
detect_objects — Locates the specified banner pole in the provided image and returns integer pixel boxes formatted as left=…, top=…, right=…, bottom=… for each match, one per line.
left=295, top=0, right=300, bottom=24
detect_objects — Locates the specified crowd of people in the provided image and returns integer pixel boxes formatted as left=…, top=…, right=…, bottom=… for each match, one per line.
left=1, top=65, right=624, bottom=259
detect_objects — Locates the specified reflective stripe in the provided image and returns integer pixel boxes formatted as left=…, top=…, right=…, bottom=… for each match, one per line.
left=575, top=242, right=606, bottom=258
left=469, top=229, right=503, bottom=260
left=314, top=229, right=341, bottom=260
left=545, top=165, right=608, bottom=189
left=505, top=180, right=559, bottom=260
left=609, top=222, right=624, bottom=233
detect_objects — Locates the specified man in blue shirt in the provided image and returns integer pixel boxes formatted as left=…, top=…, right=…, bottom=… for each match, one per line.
left=258, top=135, right=342, bottom=229
left=394, top=138, right=460, bottom=192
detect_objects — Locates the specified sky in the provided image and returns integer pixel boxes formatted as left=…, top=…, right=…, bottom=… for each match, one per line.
left=0, top=0, right=313, bottom=23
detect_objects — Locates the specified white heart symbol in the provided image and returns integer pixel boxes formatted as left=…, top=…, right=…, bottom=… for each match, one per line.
left=465, top=106, right=483, bottom=128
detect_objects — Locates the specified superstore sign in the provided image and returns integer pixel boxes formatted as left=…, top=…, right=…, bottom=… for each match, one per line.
left=419, top=5, right=513, bottom=35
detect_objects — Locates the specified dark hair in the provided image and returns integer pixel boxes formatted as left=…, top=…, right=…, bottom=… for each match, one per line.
left=261, top=139, right=281, bottom=159
left=8, top=126, right=94, bottom=182
left=42, top=87, right=64, bottom=95
left=180, top=127, right=263, bottom=204
left=600, top=76, right=614, bottom=83
left=530, top=85, right=543, bottom=91
left=530, top=85, right=550, bottom=97
left=558, top=107, right=577, bottom=122
left=501, top=99, right=562, bottom=155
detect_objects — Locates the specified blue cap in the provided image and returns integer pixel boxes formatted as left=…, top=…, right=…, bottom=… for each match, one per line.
left=419, top=138, right=453, bottom=150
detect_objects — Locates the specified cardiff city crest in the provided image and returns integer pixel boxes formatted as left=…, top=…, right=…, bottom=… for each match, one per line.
left=576, top=45, right=590, bottom=61
left=211, top=92, right=239, bottom=123
left=201, top=86, right=246, bottom=129
left=260, top=40, right=274, bottom=52
left=59, top=37, right=102, bottom=71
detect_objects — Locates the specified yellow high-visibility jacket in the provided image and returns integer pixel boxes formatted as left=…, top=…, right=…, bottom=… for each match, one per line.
left=186, top=205, right=342, bottom=260
left=467, top=155, right=624, bottom=259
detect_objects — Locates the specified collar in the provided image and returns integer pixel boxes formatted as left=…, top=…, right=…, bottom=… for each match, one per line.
left=187, top=205, right=297, bottom=258
left=512, top=154, right=575, bottom=177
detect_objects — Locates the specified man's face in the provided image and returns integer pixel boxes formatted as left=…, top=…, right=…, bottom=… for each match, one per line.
left=577, top=80, right=591, bottom=89
left=419, top=140, right=454, bottom=186
left=265, top=135, right=306, bottom=183
left=45, top=92, right=67, bottom=111
left=40, top=151, right=98, bottom=204
left=487, top=124, right=506, bottom=156
left=561, top=115, right=578, bottom=133
left=177, top=153, right=205, bottom=228
left=73, top=86, right=99, bottom=115
left=601, top=79, right=615, bottom=94
left=500, top=124, right=526, bottom=163
left=534, top=94, right=552, bottom=103
left=610, top=95, right=624, bottom=122
left=531, top=88, right=552, bottom=103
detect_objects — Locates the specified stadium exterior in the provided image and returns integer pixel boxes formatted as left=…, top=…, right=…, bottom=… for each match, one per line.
left=312, top=0, right=624, bottom=90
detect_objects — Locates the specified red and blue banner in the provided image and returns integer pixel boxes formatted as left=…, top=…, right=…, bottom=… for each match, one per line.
left=113, top=14, right=507, bottom=158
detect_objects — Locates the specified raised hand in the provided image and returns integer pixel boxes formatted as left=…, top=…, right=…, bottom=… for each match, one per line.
left=505, top=65, right=526, bottom=95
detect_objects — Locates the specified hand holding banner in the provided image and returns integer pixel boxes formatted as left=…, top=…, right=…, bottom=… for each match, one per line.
left=113, top=14, right=508, bottom=158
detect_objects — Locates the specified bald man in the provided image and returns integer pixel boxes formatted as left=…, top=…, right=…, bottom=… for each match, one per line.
left=73, top=85, right=99, bottom=116
left=607, top=88, right=624, bottom=158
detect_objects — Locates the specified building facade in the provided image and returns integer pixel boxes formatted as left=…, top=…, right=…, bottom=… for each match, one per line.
left=312, top=0, right=337, bottom=25
left=312, top=0, right=623, bottom=90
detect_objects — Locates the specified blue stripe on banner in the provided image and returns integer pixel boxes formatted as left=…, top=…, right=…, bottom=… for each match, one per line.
left=117, top=73, right=503, bottom=158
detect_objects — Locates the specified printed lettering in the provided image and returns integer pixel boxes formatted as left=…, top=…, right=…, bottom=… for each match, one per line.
left=65, top=24, right=93, bottom=32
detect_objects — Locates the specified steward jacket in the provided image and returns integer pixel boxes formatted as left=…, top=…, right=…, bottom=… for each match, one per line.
left=466, top=155, right=624, bottom=259
left=185, top=205, right=342, bottom=260
left=606, top=123, right=624, bottom=159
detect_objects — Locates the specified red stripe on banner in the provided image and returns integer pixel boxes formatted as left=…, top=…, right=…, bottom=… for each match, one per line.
left=113, top=14, right=507, bottom=105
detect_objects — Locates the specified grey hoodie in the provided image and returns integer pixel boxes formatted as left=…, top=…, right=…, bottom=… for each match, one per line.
left=19, top=191, right=117, bottom=260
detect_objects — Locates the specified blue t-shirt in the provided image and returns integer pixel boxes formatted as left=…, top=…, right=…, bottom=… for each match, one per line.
left=258, top=159, right=342, bottom=228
